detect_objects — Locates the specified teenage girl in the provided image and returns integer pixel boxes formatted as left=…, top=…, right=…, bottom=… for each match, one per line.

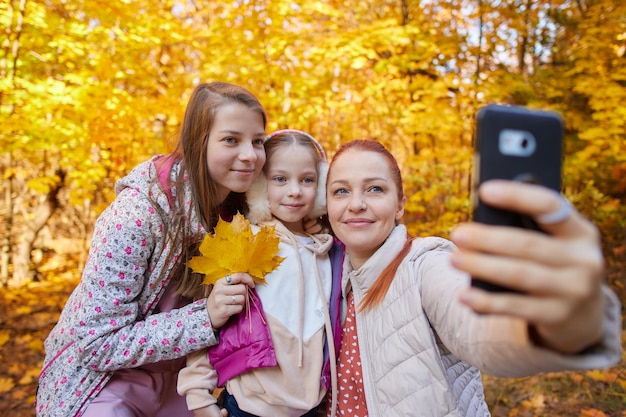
left=37, top=82, right=268, bottom=417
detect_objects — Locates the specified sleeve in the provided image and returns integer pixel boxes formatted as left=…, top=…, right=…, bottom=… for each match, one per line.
left=419, top=248, right=623, bottom=378
left=178, top=349, right=220, bottom=411
left=73, top=187, right=218, bottom=371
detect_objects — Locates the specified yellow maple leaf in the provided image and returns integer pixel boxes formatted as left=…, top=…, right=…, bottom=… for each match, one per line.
left=188, top=213, right=285, bottom=286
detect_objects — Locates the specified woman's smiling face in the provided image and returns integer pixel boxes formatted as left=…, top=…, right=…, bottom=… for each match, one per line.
left=326, top=148, right=405, bottom=269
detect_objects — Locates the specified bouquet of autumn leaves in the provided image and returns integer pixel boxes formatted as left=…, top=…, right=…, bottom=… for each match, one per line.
left=188, top=213, right=285, bottom=326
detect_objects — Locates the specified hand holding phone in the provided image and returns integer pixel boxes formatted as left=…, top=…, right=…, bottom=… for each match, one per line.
left=471, top=104, right=564, bottom=292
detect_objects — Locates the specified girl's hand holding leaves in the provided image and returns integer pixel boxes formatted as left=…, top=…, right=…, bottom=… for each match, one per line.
left=189, top=213, right=285, bottom=330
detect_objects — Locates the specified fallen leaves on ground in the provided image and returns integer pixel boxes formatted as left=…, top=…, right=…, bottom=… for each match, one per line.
left=1, top=252, right=624, bottom=417
left=0, top=255, right=79, bottom=417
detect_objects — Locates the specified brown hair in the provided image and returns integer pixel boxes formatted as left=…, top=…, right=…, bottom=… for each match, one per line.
left=328, top=140, right=411, bottom=312
left=164, top=82, right=267, bottom=297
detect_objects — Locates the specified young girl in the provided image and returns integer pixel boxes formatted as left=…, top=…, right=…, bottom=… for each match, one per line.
left=177, top=130, right=343, bottom=417
left=36, top=82, right=268, bottom=417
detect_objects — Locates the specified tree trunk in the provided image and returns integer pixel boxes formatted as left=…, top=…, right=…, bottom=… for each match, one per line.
left=10, top=169, right=64, bottom=288
left=1, top=152, right=13, bottom=287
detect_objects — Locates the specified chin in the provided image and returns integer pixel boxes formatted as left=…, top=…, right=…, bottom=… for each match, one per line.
left=233, top=183, right=255, bottom=194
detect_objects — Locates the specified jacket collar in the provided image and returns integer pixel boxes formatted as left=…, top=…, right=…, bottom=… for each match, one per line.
left=342, top=224, right=408, bottom=296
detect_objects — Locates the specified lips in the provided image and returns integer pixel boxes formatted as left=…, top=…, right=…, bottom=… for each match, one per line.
left=231, top=168, right=256, bottom=175
left=283, top=204, right=304, bottom=210
left=343, top=218, right=374, bottom=226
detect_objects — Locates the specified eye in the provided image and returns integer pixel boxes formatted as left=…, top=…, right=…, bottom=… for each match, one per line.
left=272, top=176, right=286, bottom=183
left=302, top=177, right=316, bottom=184
left=368, top=185, right=383, bottom=193
left=253, top=138, right=265, bottom=146
left=332, top=187, right=348, bottom=196
left=223, top=136, right=237, bottom=144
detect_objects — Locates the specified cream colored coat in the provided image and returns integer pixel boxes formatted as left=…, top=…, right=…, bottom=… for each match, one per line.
left=342, top=225, right=622, bottom=417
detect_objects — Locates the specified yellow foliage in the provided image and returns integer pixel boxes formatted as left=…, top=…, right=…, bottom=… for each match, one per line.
left=29, top=338, right=44, bottom=353
left=586, top=369, right=619, bottom=384
left=0, top=331, right=9, bottom=348
left=26, top=176, right=61, bottom=195
left=520, top=393, right=545, bottom=412
left=584, top=367, right=626, bottom=394
left=188, top=214, right=285, bottom=286
left=14, top=306, right=33, bottom=315
left=0, top=377, right=15, bottom=394
left=18, top=367, right=42, bottom=386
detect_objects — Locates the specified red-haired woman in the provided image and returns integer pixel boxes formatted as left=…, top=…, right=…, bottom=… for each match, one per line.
left=324, top=140, right=621, bottom=417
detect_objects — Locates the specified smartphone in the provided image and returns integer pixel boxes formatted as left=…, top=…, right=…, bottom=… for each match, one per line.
left=471, top=104, right=564, bottom=292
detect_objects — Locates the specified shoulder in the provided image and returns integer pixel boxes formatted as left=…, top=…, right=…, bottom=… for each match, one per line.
left=114, top=158, right=159, bottom=194
left=399, top=237, right=462, bottom=285
left=111, top=156, right=181, bottom=217
left=407, top=236, right=456, bottom=261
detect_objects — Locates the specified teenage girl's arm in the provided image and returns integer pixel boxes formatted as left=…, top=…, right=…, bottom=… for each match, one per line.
left=71, top=188, right=219, bottom=371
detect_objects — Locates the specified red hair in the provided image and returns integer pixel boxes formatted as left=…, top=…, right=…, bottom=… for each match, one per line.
left=329, top=140, right=411, bottom=312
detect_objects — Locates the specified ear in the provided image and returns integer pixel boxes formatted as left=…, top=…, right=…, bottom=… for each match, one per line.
left=246, top=175, right=272, bottom=224
left=307, top=161, right=329, bottom=219
left=395, top=195, right=406, bottom=221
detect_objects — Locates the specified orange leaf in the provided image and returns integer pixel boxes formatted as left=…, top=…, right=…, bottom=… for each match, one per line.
left=580, top=409, right=607, bottom=417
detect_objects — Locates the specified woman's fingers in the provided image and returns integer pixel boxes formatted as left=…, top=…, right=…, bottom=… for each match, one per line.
left=450, top=249, right=592, bottom=296
left=457, top=283, right=605, bottom=353
left=477, top=180, right=599, bottom=240
left=450, top=180, right=607, bottom=352
left=450, top=222, right=603, bottom=270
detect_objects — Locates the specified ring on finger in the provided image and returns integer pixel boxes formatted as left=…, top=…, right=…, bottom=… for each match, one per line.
left=231, top=295, right=236, bottom=305
left=535, top=196, right=573, bottom=224
left=225, top=274, right=233, bottom=285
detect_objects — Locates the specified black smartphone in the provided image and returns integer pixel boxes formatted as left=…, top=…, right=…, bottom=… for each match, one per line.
left=471, top=104, right=564, bottom=292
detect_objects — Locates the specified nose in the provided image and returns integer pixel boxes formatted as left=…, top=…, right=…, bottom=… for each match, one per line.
left=239, top=141, right=258, bottom=162
left=287, top=181, right=302, bottom=197
left=348, top=193, right=366, bottom=212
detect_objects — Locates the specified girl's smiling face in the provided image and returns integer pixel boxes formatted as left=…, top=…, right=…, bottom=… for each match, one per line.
left=265, top=144, right=319, bottom=234
left=206, top=102, right=266, bottom=202
left=327, top=148, right=405, bottom=269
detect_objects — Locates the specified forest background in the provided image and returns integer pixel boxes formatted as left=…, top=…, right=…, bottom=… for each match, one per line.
left=0, top=0, right=625, bottom=416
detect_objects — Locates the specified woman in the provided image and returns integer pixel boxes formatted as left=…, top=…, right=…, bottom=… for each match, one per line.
left=324, top=140, right=621, bottom=417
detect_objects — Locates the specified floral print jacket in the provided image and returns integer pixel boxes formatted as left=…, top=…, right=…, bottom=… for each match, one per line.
left=36, top=157, right=218, bottom=417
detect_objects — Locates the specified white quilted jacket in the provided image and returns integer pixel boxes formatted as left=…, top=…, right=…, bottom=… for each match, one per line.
left=341, top=225, right=622, bottom=417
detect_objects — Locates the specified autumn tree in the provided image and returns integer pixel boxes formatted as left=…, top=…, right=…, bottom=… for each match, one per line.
left=1, top=0, right=624, bottom=290
left=0, top=0, right=202, bottom=286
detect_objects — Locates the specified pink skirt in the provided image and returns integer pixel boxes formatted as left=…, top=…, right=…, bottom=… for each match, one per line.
left=81, top=357, right=192, bottom=417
